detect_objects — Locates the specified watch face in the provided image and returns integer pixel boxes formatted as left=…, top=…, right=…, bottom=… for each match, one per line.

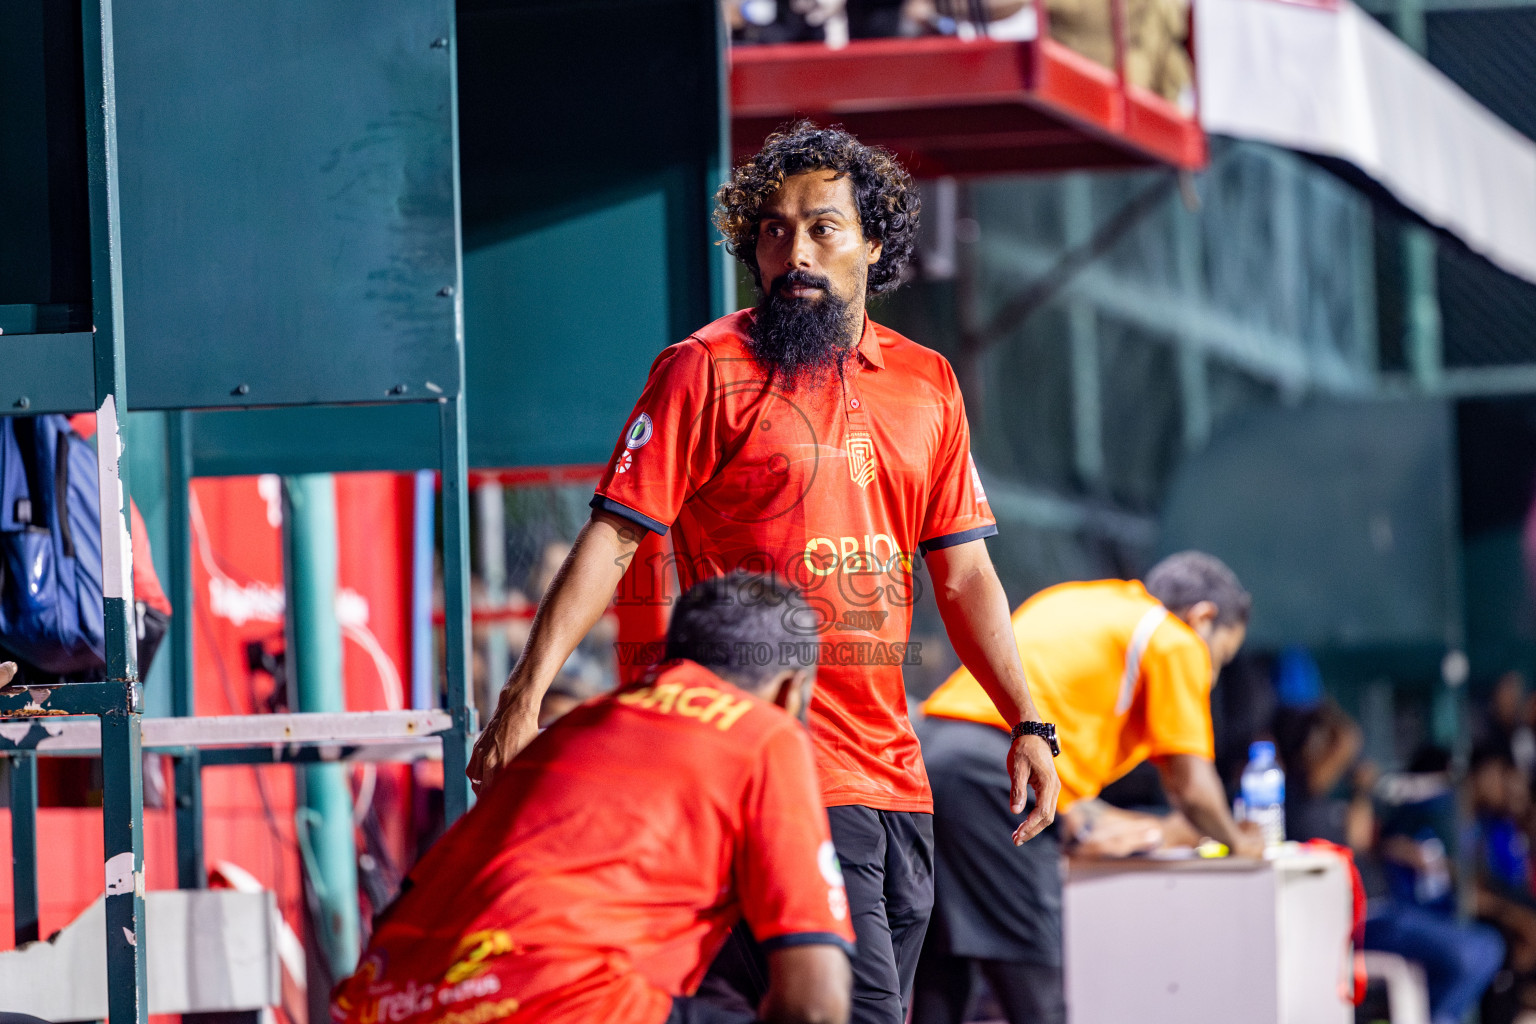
left=1039, top=723, right=1060, bottom=756
left=1014, top=722, right=1060, bottom=755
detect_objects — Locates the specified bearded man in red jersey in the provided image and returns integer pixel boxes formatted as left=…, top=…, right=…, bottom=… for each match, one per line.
left=470, top=123, right=1061, bottom=1024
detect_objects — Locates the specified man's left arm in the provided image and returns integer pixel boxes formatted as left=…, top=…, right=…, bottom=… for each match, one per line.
left=926, top=540, right=1060, bottom=843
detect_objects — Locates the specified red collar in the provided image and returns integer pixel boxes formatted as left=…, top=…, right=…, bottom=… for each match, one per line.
left=855, top=315, right=885, bottom=369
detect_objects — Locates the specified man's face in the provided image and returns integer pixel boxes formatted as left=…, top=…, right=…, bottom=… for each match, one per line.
left=1183, top=603, right=1247, bottom=683
left=1206, top=623, right=1247, bottom=673
left=755, top=171, right=882, bottom=315
left=1494, top=671, right=1525, bottom=728
left=1472, top=761, right=1509, bottom=814
left=746, top=171, right=883, bottom=390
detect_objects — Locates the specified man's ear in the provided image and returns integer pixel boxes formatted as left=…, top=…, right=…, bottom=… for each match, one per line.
left=765, top=670, right=797, bottom=709
left=867, top=237, right=883, bottom=267
left=769, top=668, right=814, bottom=720
left=1183, top=600, right=1219, bottom=633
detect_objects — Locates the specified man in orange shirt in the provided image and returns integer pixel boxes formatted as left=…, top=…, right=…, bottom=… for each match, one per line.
left=332, top=572, right=853, bottom=1024
left=469, top=123, right=1060, bottom=1024
left=911, top=552, right=1262, bottom=1024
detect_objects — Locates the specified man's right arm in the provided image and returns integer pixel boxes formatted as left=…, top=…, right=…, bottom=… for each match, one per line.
left=1154, top=753, right=1265, bottom=858
left=760, top=945, right=851, bottom=1024
left=467, top=509, right=643, bottom=789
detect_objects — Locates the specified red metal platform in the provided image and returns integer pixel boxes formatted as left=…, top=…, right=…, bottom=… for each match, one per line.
left=731, top=33, right=1206, bottom=176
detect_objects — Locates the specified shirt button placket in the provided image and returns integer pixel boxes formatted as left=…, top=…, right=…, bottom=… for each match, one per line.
left=843, top=376, right=869, bottom=431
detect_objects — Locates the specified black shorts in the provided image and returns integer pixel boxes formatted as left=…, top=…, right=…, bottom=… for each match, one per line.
left=918, top=716, right=1062, bottom=965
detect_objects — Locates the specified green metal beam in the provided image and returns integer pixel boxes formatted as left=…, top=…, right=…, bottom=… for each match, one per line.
left=166, top=412, right=206, bottom=892
left=282, top=474, right=360, bottom=978
left=80, top=0, right=146, bottom=1015
left=100, top=696, right=146, bottom=1024
left=439, top=396, right=475, bottom=824
left=173, top=750, right=205, bottom=889
left=1403, top=227, right=1445, bottom=392
left=8, top=752, right=39, bottom=945
left=167, top=411, right=194, bottom=718
left=1062, top=176, right=1106, bottom=486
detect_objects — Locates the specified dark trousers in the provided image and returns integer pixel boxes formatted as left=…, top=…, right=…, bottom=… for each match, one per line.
left=913, top=717, right=1064, bottom=1024
left=700, top=805, right=934, bottom=1024
left=911, top=950, right=1065, bottom=1024
left=830, top=805, right=936, bottom=1024
left=1364, top=903, right=1504, bottom=1024
left=666, top=995, right=758, bottom=1024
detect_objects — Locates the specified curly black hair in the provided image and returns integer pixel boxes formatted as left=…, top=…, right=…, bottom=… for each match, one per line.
left=714, top=121, right=920, bottom=297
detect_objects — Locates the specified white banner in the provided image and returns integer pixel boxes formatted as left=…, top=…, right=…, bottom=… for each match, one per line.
left=1197, top=0, right=1536, bottom=284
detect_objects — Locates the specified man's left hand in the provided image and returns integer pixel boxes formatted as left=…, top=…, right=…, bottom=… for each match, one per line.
left=1009, top=733, right=1060, bottom=845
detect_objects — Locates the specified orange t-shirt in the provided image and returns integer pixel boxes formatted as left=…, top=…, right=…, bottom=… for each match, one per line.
left=591, top=310, right=995, bottom=812
left=330, top=660, right=854, bottom=1024
left=921, top=579, right=1214, bottom=810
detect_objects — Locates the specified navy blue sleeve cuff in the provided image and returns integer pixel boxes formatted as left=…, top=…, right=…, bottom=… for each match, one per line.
left=918, top=523, right=998, bottom=556
left=758, top=931, right=856, bottom=958
left=589, top=495, right=669, bottom=536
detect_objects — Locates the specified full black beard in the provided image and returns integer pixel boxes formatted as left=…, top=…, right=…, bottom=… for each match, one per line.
left=747, top=271, right=859, bottom=392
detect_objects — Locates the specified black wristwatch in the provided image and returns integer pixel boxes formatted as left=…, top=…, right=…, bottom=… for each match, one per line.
left=1011, top=720, right=1060, bottom=757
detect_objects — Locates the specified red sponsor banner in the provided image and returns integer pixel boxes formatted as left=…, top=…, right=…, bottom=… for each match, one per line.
left=0, top=472, right=417, bottom=1024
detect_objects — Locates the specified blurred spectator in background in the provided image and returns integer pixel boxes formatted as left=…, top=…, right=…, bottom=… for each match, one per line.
left=537, top=654, right=609, bottom=728
left=725, top=0, right=848, bottom=44
left=1479, top=671, right=1536, bottom=782
left=1364, top=746, right=1505, bottom=1024
left=537, top=674, right=586, bottom=728
left=725, top=0, right=1047, bottom=44
left=513, top=539, right=617, bottom=725
left=1270, top=647, right=1364, bottom=844
left=1466, top=742, right=1536, bottom=1023
left=466, top=535, right=620, bottom=727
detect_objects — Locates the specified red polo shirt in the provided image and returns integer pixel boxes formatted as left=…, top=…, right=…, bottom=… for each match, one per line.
left=330, top=660, right=853, bottom=1024
left=592, top=310, right=996, bottom=812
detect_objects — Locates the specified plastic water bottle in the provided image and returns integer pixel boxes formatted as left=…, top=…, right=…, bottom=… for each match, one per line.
left=1238, top=740, right=1286, bottom=848
left=1414, top=836, right=1452, bottom=904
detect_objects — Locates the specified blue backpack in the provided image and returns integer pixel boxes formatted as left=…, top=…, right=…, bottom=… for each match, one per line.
left=0, top=416, right=106, bottom=676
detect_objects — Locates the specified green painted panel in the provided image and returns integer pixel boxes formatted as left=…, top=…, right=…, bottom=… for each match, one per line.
left=464, top=189, right=673, bottom=467
left=0, top=1, right=89, bottom=309
left=1464, top=529, right=1536, bottom=682
left=457, top=0, right=726, bottom=468
left=113, top=0, right=461, bottom=410
left=1159, top=399, right=1459, bottom=650
left=189, top=405, right=442, bottom=477
left=0, top=333, right=96, bottom=414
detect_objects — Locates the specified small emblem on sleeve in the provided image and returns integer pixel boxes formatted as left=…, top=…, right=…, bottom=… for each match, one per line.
left=847, top=432, right=877, bottom=489
left=615, top=451, right=633, bottom=474
left=968, top=455, right=987, bottom=501
left=818, top=840, right=845, bottom=886
left=820, top=841, right=849, bottom=921
left=625, top=413, right=654, bottom=450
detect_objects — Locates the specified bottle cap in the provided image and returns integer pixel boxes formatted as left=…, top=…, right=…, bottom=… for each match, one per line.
left=1249, top=740, right=1276, bottom=762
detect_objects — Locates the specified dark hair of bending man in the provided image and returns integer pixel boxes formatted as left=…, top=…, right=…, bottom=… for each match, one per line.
left=331, top=572, right=853, bottom=1024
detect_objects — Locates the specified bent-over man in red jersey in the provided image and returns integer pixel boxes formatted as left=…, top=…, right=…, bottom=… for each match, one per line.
left=332, top=572, right=853, bottom=1024
left=469, top=122, right=1060, bottom=1024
